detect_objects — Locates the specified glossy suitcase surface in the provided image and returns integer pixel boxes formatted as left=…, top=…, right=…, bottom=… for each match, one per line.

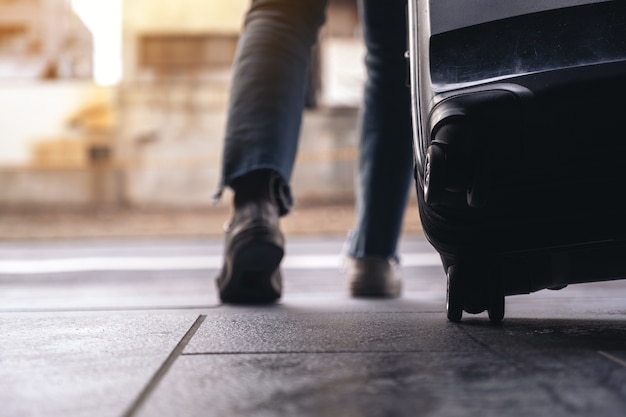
left=407, top=0, right=626, bottom=321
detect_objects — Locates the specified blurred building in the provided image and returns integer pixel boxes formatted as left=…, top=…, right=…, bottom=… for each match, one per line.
left=0, top=0, right=367, bottom=209
left=118, top=0, right=364, bottom=207
left=0, top=0, right=120, bottom=208
left=0, top=0, right=92, bottom=80
left=117, top=0, right=246, bottom=206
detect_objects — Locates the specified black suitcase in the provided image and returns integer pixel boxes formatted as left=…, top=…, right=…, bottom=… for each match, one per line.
left=407, top=0, right=626, bottom=322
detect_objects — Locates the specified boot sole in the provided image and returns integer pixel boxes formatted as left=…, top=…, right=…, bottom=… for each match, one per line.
left=218, top=240, right=284, bottom=304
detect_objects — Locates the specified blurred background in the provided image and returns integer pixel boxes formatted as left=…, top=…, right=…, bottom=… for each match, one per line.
left=0, top=0, right=420, bottom=239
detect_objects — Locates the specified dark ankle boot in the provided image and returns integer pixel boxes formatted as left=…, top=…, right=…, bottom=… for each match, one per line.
left=216, top=171, right=285, bottom=303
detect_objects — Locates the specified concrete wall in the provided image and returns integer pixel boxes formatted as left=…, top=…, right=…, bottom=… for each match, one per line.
left=116, top=70, right=360, bottom=207
left=115, top=32, right=366, bottom=207
left=0, top=78, right=364, bottom=208
left=0, top=168, right=122, bottom=208
left=119, top=103, right=360, bottom=208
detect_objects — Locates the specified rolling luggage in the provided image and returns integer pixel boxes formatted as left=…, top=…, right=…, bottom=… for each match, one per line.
left=407, top=0, right=626, bottom=322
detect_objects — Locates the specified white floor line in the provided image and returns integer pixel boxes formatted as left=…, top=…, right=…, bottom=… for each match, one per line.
left=0, top=253, right=441, bottom=274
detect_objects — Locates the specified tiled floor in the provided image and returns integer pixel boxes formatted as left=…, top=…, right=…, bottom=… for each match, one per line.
left=3, top=235, right=626, bottom=417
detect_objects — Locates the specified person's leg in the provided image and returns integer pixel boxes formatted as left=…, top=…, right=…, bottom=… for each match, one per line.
left=346, top=0, right=414, bottom=297
left=216, top=0, right=328, bottom=303
left=219, top=0, right=328, bottom=213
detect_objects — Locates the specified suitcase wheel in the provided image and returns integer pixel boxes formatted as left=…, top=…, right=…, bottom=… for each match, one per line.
left=467, top=154, right=489, bottom=208
left=446, top=263, right=505, bottom=323
left=487, top=280, right=505, bottom=323
left=425, top=141, right=490, bottom=209
left=424, top=143, right=446, bottom=206
left=446, top=265, right=464, bottom=322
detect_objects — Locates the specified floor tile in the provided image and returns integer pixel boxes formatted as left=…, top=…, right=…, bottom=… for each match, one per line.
left=0, top=312, right=201, bottom=417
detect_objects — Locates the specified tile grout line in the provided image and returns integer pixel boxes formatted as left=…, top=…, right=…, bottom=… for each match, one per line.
left=121, top=314, right=207, bottom=417
left=598, top=350, right=626, bottom=368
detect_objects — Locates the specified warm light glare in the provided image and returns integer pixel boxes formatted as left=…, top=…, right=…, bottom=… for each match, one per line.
left=71, top=0, right=122, bottom=85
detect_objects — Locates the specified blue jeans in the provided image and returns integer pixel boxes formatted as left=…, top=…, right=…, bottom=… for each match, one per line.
left=219, top=0, right=414, bottom=260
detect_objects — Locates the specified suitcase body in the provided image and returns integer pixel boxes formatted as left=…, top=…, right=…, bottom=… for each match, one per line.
left=407, top=0, right=626, bottom=321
